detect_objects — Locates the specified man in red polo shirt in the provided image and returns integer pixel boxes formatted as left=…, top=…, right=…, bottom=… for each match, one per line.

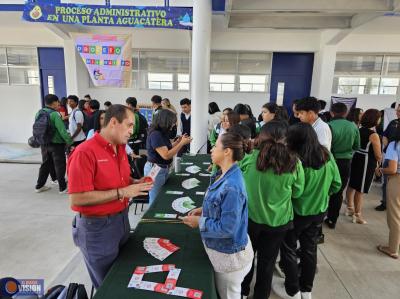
left=68, top=104, right=153, bottom=289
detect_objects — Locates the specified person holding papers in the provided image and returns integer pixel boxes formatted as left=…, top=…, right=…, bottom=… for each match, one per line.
left=182, top=132, right=253, bottom=299
left=144, top=109, right=192, bottom=204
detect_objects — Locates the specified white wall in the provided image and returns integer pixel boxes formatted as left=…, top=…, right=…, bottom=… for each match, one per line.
left=0, top=85, right=42, bottom=143
left=0, top=23, right=63, bottom=143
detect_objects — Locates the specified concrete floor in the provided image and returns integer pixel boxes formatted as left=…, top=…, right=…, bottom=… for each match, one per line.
left=0, top=162, right=399, bottom=299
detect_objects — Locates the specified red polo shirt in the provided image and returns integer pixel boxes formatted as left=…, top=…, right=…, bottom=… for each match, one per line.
left=67, top=133, right=131, bottom=216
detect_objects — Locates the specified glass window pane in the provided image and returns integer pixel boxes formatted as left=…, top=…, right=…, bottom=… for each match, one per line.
left=140, top=51, right=189, bottom=73
left=160, top=82, right=173, bottom=90
left=148, top=73, right=173, bottom=81
left=7, top=48, right=38, bottom=66
left=0, top=48, right=6, bottom=65
left=238, top=53, right=271, bottom=74
left=210, top=52, right=237, bottom=73
left=386, top=56, right=400, bottom=76
left=380, top=78, right=399, bottom=95
left=132, top=71, right=139, bottom=89
left=132, top=51, right=139, bottom=71
left=178, top=73, right=189, bottom=82
left=0, top=67, right=7, bottom=83
left=240, top=75, right=266, bottom=84
left=148, top=81, right=161, bottom=89
left=240, top=84, right=252, bottom=92
left=9, top=67, right=39, bottom=85
left=253, top=84, right=266, bottom=92
left=221, top=84, right=234, bottom=92
left=210, top=83, right=222, bottom=92
left=335, top=54, right=383, bottom=76
left=210, top=74, right=235, bottom=84
left=178, top=82, right=189, bottom=91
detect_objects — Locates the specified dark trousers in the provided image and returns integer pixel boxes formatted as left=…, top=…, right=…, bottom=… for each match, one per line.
left=280, top=213, right=324, bottom=296
left=36, top=143, right=67, bottom=191
left=241, top=219, right=290, bottom=299
left=327, top=158, right=351, bottom=223
left=72, top=210, right=130, bottom=289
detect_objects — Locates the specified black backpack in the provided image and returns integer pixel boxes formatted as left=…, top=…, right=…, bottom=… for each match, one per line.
left=137, top=112, right=149, bottom=141
left=42, top=283, right=89, bottom=299
left=32, top=108, right=54, bottom=146
left=72, top=109, right=89, bottom=136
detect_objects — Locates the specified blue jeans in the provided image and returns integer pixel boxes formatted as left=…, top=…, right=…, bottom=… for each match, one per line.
left=381, top=159, right=389, bottom=206
left=144, top=162, right=170, bottom=205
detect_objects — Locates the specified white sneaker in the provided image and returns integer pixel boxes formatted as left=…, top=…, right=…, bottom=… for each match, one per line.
left=50, top=180, right=58, bottom=185
left=35, top=186, right=51, bottom=193
left=301, top=292, right=312, bottom=299
left=272, top=276, right=301, bottom=299
left=59, top=189, right=68, bottom=194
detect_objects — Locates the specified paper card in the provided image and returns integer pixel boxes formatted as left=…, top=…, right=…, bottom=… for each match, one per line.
left=180, top=162, right=193, bottom=165
left=172, top=197, right=196, bottom=214
left=176, top=173, right=190, bottom=176
left=182, top=178, right=200, bottom=190
left=154, top=213, right=177, bottom=219
left=185, top=165, right=201, bottom=174
left=202, top=162, right=211, bottom=165
left=166, top=191, right=184, bottom=195
left=195, top=192, right=205, bottom=195
left=145, top=264, right=176, bottom=273
left=168, top=287, right=203, bottom=298
left=199, top=173, right=211, bottom=177
left=128, top=273, right=144, bottom=288
left=148, top=164, right=162, bottom=181
left=165, top=268, right=181, bottom=290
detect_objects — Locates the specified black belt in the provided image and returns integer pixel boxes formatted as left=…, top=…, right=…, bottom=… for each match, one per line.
left=78, top=209, right=126, bottom=219
left=147, top=161, right=170, bottom=169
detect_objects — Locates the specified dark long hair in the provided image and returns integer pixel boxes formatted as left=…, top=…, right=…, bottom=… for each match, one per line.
left=209, top=102, right=221, bottom=114
left=93, top=110, right=106, bottom=132
left=347, top=108, right=363, bottom=126
left=219, top=132, right=250, bottom=162
left=149, top=109, right=177, bottom=134
left=256, top=121, right=297, bottom=174
left=287, top=122, right=330, bottom=169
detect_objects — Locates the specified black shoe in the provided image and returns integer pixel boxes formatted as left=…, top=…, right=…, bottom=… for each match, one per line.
left=324, top=218, right=336, bottom=229
left=317, top=233, right=325, bottom=244
left=375, top=204, right=386, bottom=211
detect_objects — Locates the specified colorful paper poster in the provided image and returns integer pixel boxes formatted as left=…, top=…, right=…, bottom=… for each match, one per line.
left=23, top=1, right=193, bottom=30
left=73, top=34, right=132, bottom=87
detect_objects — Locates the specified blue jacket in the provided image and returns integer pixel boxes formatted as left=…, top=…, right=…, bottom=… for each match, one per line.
left=199, top=163, right=249, bottom=254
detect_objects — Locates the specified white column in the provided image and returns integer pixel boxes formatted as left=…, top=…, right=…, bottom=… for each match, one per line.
left=190, top=0, right=212, bottom=154
left=63, top=39, right=79, bottom=96
left=310, top=45, right=337, bottom=108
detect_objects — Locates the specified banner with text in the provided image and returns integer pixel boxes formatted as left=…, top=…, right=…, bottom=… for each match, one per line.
left=23, top=1, right=193, bottom=30
left=73, top=34, right=132, bottom=87
left=331, top=96, right=358, bottom=111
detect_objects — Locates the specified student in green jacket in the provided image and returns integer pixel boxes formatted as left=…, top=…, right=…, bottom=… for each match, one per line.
left=325, top=103, right=360, bottom=228
left=240, top=121, right=305, bottom=299
left=273, top=123, right=341, bottom=299
left=35, top=94, right=73, bottom=194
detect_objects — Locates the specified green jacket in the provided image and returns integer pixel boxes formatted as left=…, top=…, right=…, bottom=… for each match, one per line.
left=329, top=118, right=360, bottom=160
left=239, top=150, right=305, bottom=227
left=36, top=108, right=72, bottom=145
left=293, top=154, right=342, bottom=216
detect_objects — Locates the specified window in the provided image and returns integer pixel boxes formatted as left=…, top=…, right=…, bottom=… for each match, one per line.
left=178, top=73, right=190, bottom=91
left=0, top=47, right=39, bottom=85
left=333, top=54, right=400, bottom=95
left=148, top=73, right=173, bottom=90
left=239, top=75, right=267, bottom=92
left=210, top=74, right=235, bottom=92
left=210, top=51, right=271, bottom=92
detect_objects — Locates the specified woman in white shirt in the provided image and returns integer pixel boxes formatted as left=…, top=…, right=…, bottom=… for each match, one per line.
left=208, top=102, right=223, bottom=138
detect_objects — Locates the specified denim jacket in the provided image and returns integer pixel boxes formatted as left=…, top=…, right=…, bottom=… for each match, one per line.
left=199, top=163, right=249, bottom=254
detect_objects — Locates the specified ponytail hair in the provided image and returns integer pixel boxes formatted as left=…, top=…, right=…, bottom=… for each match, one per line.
left=256, top=121, right=297, bottom=174
left=220, top=132, right=251, bottom=162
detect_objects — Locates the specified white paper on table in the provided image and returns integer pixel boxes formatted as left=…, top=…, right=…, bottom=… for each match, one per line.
left=182, top=178, right=200, bottom=190
left=185, top=165, right=201, bottom=174
left=172, top=197, right=196, bottom=214
left=199, top=173, right=211, bottom=177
